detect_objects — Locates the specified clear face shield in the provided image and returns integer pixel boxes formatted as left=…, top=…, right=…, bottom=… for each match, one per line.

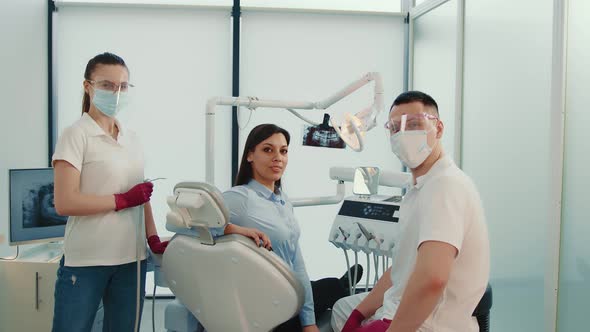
left=88, top=79, right=134, bottom=117
left=384, top=112, right=439, bottom=137
left=385, top=112, right=439, bottom=168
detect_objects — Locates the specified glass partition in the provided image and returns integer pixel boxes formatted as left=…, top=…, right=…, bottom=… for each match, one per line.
left=55, top=6, right=233, bottom=212
left=462, top=0, right=553, bottom=330
left=55, top=7, right=233, bottom=295
left=240, top=10, right=405, bottom=280
left=412, top=0, right=458, bottom=161
left=557, top=0, right=590, bottom=329
left=242, top=0, right=401, bottom=12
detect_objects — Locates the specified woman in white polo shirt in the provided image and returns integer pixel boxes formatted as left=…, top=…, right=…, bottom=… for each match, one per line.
left=51, top=52, right=167, bottom=331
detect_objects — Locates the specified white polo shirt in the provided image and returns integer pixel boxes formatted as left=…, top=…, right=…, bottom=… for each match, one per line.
left=373, top=156, right=490, bottom=332
left=52, top=113, right=147, bottom=267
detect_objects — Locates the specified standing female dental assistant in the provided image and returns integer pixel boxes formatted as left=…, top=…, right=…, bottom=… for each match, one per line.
left=51, top=52, right=166, bottom=332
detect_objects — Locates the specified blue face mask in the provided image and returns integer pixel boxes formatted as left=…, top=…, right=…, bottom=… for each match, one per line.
left=91, top=88, right=128, bottom=118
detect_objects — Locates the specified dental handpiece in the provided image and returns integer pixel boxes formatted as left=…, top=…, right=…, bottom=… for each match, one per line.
left=356, top=222, right=374, bottom=241
left=144, top=177, right=167, bottom=183
left=339, top=226, right=350, bottom=241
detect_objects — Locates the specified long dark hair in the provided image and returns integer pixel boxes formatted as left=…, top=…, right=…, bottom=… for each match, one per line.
left=235, top=124, right=291, bottom=189
left=82, top=52, right=128, bottom=114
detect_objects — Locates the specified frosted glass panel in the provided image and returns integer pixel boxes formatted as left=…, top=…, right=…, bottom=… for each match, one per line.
left=55, top=0, right=231, bottom=6
left=0, top=0, right=48, bottom=257
left=412, top=0, right=457, bottom=162
left=243, top=0, right=400, bottom=12
left=557, top=0, right=590, bottom=329
left=462, top=1, right=553, bottom=331
left=241, top=11, right=404, bottom=280
left=56, top=6, right=232, bottom=216
left=55, top=6, right=231, bottom=293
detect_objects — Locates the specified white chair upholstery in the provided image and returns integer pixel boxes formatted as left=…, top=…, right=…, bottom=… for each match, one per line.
left=161, top=182, right=305, bottom=332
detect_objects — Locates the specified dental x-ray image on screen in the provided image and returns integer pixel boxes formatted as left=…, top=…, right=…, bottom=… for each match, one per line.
left=301, top=124, right=346, bottom=149
left=22, top=181, right=67, bottom=228
left=10, top=168, right=68, bottom=245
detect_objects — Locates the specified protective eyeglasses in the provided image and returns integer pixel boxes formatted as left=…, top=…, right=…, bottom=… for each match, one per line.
left=87, top=80, right=134, bottom=93
left=384, top=113, right=438, bottom=135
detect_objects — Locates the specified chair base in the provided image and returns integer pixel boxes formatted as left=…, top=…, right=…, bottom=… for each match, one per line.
left=316, top=310, right=334, bottom=332
left=476, top=313, right=490, bottom=332
left=165, top=300, right=204, bottom=332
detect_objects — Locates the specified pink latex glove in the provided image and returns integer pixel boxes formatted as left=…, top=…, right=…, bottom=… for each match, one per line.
left=114, top=182, right=153, bottom=211
left=355, top=319, right=392, bottom=332
left=147, top=235, right=169, bottom=254
left=342, top=309, right=366, bottom=332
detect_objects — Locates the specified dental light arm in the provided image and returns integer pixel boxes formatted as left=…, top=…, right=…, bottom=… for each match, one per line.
left=328, top=73, right=384, bottom=152
left=290, top=181, right=345, bottom=207
left=330, top=167, right=412, bottom=188
left=290, top=167, right=411, bottom=207
left=205, top=72, right=384, bottom=183
left=315, top=72, right=383, bottom=114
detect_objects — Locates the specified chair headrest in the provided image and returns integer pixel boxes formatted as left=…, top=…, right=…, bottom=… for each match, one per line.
left=166, top=182, right=230, bottom=230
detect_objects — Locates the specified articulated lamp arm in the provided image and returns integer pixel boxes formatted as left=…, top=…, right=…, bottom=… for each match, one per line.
left=205, top=72, right=384, bottom=184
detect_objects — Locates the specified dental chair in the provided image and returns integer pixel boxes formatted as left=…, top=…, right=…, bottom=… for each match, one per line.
left=317, top=283, right=493, bottom=332
left=159, top=182, right=305, bottom=332
left=473, top=283, right=493, bottom=332
left=314, top=283, right=493, bottom=332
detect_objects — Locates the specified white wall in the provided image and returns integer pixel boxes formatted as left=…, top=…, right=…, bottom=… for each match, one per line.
left=462, top=1, right=553, bottom=331
left=240, top=10, right=405, bottom=280
left=0, top=0, right=48, bottom=257
left=557, top=0, right=590, bottom=329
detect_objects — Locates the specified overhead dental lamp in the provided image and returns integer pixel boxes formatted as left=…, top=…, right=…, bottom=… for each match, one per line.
left=205, top=72, right=384, bottom=183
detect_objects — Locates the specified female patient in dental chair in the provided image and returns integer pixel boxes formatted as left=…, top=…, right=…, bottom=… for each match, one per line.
left=221, top=123, right=362, bottom=332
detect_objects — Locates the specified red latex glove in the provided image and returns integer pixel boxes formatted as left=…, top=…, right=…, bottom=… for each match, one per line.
left=114, top=182, right=153, bottom=211
left=355, top=319, right=391, bottom=332
left=148, top=235, right=169, bottom=254
left=342, top=309, right=366, bottom=332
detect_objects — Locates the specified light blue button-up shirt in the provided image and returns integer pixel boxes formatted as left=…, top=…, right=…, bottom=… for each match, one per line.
left=223, top=179, right=316, bottom=326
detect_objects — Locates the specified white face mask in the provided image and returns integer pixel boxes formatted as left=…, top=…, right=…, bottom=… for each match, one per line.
left=91, top=88, right=128, bottom=118
left=390, top=130, right=433, bottom=169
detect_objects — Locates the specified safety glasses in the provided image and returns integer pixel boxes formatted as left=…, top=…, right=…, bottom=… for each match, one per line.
left=384, top=113, right=438, bottom=136
left=87, top=79, right=134, bottom=93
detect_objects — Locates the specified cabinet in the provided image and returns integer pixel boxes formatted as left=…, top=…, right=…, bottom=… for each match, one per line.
left=0, top=259, right=58, bottom=331
left=0, top=245, right=104, bottom=331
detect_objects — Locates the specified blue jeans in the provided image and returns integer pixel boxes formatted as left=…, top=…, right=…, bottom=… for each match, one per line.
left=52, top=256, right=147, bottom=332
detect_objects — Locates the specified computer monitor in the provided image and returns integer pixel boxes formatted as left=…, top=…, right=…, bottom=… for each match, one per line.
left=9, top=168, right=68, bottom=245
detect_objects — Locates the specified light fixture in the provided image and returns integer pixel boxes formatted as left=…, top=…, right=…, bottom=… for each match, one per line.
left=205, top=72, right=384, bottom=183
